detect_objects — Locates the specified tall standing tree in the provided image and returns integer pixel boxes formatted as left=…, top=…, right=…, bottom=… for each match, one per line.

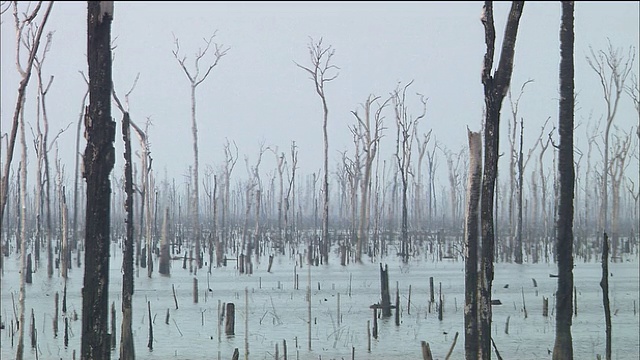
left=506, top=79, right=534, bottom=264
left=350, top=95, right=388, bottom=263
left=392, top=81, right=426, bottom=264
left=296, top=37, right=339, bottom=265
left=478, top=2, right=524, bottom=359
left=113, top=79, right=138, bottom=360
left=586, top=40, right=635, bottom=242
left=81, top=2, right=115, bottom=359
left=553, top=2, right=575, bottom=358
left=172, top=33, right=228, bottom=269
left=0, top=0, right=53, bottom=250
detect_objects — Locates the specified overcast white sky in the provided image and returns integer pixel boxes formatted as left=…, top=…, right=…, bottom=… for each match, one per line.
left=1, top=1, right=638, bottom=189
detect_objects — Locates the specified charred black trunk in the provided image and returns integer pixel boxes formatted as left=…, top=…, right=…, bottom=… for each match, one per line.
left=81, top=2, right=115, bottom=359
left=552, top=2, right=575, bottom=359
left=120, top=110, right=135, bottom=359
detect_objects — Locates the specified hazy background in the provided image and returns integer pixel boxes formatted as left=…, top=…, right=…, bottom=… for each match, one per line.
left=2, top=1, right=638, bottom=186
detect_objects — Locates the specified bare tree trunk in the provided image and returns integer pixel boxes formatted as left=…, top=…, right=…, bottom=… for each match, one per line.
left=16, top=93, right=29, bottom=360
left=173, top=33, right=228, bottom=270
left=464, top=129, right=482, bottom=360
left=392, top=81, right=426, bottom=263
left=222, top=140, right=238, bottom=260
left=479, top=2, right=524, bottom=358
left=57, top=158, right=69, bottom=280
left=296, top=38, right=339, bottom=265
left=120, top=110, right=135, bottom=360
left=552, top=3, right=575, bottom=358
left=73, top=83, right=89, bottom=259
left=600, top=233, right=612, bottom=360
left=146, top=168, right=153, bottom=276
left=81, top=3, right=114, bottom=358
left=159, top=207, right=170, bottom=276
left=515, top=120, right=524, bottom=264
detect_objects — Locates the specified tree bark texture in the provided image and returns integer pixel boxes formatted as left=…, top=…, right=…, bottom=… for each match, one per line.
left=120, top=111, right=135, bottom=360
left=464, top=130, right=482, bottom=359
left=479, top=2, right=524, bottom=359
left=81, top=2, right=115, bottom=359
left=552, top=2, right=575, bottom=359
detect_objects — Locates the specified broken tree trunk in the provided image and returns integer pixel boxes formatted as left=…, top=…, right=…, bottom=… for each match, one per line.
left=478, top=2, right=524, bottom=359
left=380, top=263, right=391, bottom=317
left=464, top=129, right=482, bottom=359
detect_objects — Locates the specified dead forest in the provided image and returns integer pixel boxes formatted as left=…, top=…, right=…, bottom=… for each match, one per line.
left=1, top=1, right=639, bottom=360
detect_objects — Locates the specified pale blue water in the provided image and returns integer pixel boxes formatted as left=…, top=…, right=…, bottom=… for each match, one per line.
left=1, top=244, right=638, bottom=360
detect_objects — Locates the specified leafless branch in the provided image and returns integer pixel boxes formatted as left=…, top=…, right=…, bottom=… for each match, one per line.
left=172, top=32, right=229, bottom=88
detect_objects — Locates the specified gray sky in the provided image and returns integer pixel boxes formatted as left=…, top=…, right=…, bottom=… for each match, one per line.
left=2, top=1, right=639, bottom=188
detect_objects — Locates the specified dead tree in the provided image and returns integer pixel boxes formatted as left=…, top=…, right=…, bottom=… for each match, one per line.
left=221, top=139, right=238, bottom=258
left=29, top=30, right=52, bottom=270
left=586, top=40, right=635, bottom=240
left=81, top=3, right=114, bottom=359
left=54, top=151, right=69, bottom=279
left=534, top=122, right=553, bottom=261
left=0, top=0, right=53, bottom=253
left=600, top=233, right=612, bottom=360
left=130, top=119, right=153, bottom=276
left=626, top=75, right=639, bottom=238
left=506, top=79, right=534, bottom=264
left=242, top=144, right=265, bottom=267
left=553, top=2, right=575, bottom=358
left=339, top=148, right=360, bottom=263
left=438, top=145, right=463, bottom=231
left=464, top=129, right=482, bottom=360
left=16, top=64, right=30, bottom=360
left=479, top=2, right=524, bottom=359
left=113, top=78, right=138, bottom=360
left=392, top=81, right=426, bottom=263
left=284, top=141, right=298, bottom=246
left=269, top=146, right=286, bottom=244
left=172, top=32, right=228, bottom=269
left=202, top=165, right=216, bottom=269
left=159, top=207, right=171, bottom=276
left=608, top=130, right=633, bottom=259
left=37, top=70, right=72, bottom=279
left=296, top=37, right=339, bottom=264
left=425, top=142, right=439, bottom=228
left=351, top=95, right=388, bottom=262
left=413, top=129, right=433, bottom=232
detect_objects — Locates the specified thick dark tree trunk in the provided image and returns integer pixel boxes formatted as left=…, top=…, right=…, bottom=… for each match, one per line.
left=81, top=2, right=115, bottom=359
left=380, top=263, right=392, bottom=317
left=120, top=111, right=135, bottom=359
left=464, top=130, right=482, bottom=359
left=552, top=2, right=575, bottom=359
left=479, top=2, right=524, bottom=359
